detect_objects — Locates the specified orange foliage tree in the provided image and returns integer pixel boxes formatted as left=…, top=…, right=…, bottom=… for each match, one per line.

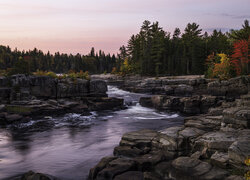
left=231, top=36, right=250, bottom=75
left=212, top=54, right=233, bottom=80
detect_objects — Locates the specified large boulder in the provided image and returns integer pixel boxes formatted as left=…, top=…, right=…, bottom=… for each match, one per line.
left=13, top=170, right=58, bottom=180
left=223, top=107, right=250, bottom=128
left=228, top=140, right=250, bottom=165
left=181, top=96, right=201, bottom=114
left=89, top=156, right=117, bottom=180
left=194, top=131, right=236, bottom=156
left=152, top=126, right=186, bottom=156
left=171, top=157, right=229, bottom=180
left=96, top=158, right=136, bottom=180
left=90, top=80, right=108, bottom=96
left=114, top=171, right=143, bottom=180
left=139, top=97, right=153, bottom=108
left=210, top=151, right=229, bottom=168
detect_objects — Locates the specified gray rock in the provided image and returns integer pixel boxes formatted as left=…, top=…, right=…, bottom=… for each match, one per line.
left=114, top=146, right=143, bottom=157
left=19, top=170, right=58, bottom=180
left=200, top=166, right=229, bottom=180
left=121, top=129, right=158, bottom=149
left=225, top=175, right=245, bottom=180
left=153, top=126, right=186, bottom=155
left=172, top=157, right=201, bottom=172
left=114, top=171, right=143, bottom=180
left=223, top=107, right=250, bottom=128
left=174, top=84, right=194, bottom=96
left=172, top=157, right=228, bottom=180
left=89, top=156, right=117, bottom=180
left=90, top=80, right=107, bottom=95
left=211, top=151, right=229, bottom=168
left=194, top=131, right=236, bottom=153
left=228, top=140, right=250, bottom=165
left=201, top=96, right=217, bottom=113
left=134, top=152, right=165, bottom=171
left=139, top=97, right=153, bottom=107
left=96, top=158, right=136, bottom=180
left=181, top=96, right=201, bottom=114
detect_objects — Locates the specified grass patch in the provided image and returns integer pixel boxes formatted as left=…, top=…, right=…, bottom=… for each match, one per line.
left=6, top=105, right=32, bottom=114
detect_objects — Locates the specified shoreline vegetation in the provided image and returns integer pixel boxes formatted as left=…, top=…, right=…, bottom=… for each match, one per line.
left=0, top=20, right=249, bottom=80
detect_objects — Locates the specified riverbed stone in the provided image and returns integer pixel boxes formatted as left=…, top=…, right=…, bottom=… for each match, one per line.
left=114, top=146, right=143, bottom=157
left=96, top=158, right=136, bottom=180
left=20, top=171, right=57, bottom=180
left=113, top=171, right=143, bottom=180
left=139, top=97, right=153, bottom=108
left=171, top=157, right=229, bottom=180
left=134, top=151, right=165, bottom=171
left=225, top=175, right=245, bottom=180
left=223, top=107, right=250, bottom=128
left=194, top=131, right=236, bottom=155
left=210, top=151, right=229, bottom=168
left=153, top=126, right=186, bottom=155
left=181, top=96, right=201, bottom=114
left=120, top=129, right=158, bottom=149
left=89, top=156, right=118, bottom=180
left=228, top=140, right=250, bottom=165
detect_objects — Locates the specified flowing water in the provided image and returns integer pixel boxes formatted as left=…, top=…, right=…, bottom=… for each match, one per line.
left=0, top=86, right=183, bottom=180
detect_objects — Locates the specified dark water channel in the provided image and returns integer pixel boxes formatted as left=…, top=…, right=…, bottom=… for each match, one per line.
left=0, top=86, right=183, bottom=180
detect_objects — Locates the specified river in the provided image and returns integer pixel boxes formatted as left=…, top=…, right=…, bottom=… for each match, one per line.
left=0, top=86, right=183, bottom=180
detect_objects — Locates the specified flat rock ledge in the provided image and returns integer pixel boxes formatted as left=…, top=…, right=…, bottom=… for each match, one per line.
left=88, top=92, right=250, bottom=180
left=0, top=75, right=124, bottom=125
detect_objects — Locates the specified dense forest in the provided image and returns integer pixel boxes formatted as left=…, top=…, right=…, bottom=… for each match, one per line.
left=117, top=20, right=250, bottom=77
left=0, top=20, right=249, bottom=78
left=0, top=47, right=116, bottom=74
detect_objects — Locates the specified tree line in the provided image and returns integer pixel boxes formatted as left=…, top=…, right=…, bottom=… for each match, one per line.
left=116, top=20, right=250, bottom=76
left=0, top=47, right=116, bottom=75
left=0, top=20, right=249, bottom=77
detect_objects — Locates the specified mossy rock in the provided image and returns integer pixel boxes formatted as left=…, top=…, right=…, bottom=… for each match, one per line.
left=6, top=105, right=32, bottom=114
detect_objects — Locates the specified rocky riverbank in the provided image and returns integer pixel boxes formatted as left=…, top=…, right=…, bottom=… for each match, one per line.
left=2, top=74, right=249, bottom=180
left=0, top=74, right=124, bottom=126
left=89, top=75, right=250, bottom=180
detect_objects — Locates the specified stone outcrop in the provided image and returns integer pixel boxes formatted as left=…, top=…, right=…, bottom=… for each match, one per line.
left=140, top=95, right=220, bottom=115
left=89, top=85, right=250, bottom=180
left=138, top=76, right=250, bottom=116
left=0, top=75, right=108, bottom=103
left=0, top=74, right=124, bottom=125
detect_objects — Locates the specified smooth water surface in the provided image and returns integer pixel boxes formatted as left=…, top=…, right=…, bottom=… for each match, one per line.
left=0, top=86, right=183, bottom=180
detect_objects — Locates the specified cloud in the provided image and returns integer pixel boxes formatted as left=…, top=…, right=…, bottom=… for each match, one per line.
left=220, top=13, right=250, bottom=19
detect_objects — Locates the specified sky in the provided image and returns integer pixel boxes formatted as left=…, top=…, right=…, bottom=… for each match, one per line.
left=0, top=0, right=249, bottom=55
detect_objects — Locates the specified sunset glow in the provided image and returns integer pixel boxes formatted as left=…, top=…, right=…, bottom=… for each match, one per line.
left=0, top=0, right=249, bottom=54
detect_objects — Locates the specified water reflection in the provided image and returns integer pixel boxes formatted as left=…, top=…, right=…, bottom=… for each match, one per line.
left=0, top=86, right=183, bottom=180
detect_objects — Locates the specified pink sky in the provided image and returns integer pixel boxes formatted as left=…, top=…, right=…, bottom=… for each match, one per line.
left=0, top=0, right=249, bottom=55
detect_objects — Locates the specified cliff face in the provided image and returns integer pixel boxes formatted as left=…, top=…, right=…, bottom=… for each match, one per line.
left=0, top=74, right=123, bottom=125
left=0, top=74, right=107, bottom=102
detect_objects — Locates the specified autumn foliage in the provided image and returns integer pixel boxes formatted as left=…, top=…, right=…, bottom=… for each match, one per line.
left=231, top=36, right=250, bottom=75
